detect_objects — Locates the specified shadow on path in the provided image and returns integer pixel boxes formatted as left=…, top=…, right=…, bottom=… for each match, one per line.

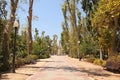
left=37, top=60, right=63, bottom=63
left=38, top=66, right=111, bottom=77
left=0, top=72, right=33, bottom=80
left=80, top=69, right=110, bottom=77
left=39, top=66, right=81, bottom=72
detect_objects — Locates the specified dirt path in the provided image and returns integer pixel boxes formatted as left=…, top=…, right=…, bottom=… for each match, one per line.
left=1, top=55, right=120, bottom=80
left=67, top=56, right=120, bottom=80
left=26, top=55, right=92, bottom=80
left=0, top=59, right=46, bottom=80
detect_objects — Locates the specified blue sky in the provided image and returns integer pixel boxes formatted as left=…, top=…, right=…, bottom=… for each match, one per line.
left=17, top=0, right=84, bottom=41
left=32, top=0, right=63, bottom=41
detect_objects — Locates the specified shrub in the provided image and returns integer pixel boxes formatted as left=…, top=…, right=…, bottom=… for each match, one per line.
left=15, top=58, right=25, bottom=68
left=105, top=55, right=120, bottom=72
left=29, top=54, right=38, bottom=60
left=94, top=59, right=106, bottom=67
left=10, top=55, right=38, bottom=68
left=32, top=42, right=51, bottom=59
left=25, top=54, right=38, bottom=64
left=39, top=53, right=50, bottom=59
left=86, top=57, right=96, bottom=63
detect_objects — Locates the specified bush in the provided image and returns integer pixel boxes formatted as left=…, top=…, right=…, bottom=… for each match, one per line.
left=32, top=42, right=51, bottom=59
left=10, top=55, right=39, bottom=68
left=39, top=53, right=50, bottom=59
left=25, top=55, right=38, bottom=64
left=15, top=58, right=26, bottom=68
left=94, top=59, right=106, bottom=67
left=86, top=57, right=96, bottom=63
left=29, top=54, right=38, bottom=60
left=105, top=55, right=120, bottom=72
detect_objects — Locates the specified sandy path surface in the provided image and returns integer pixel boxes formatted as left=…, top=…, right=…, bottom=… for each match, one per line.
left=1, top=55, right=120, bottom=80
left=26, top=55, right=92, bottom=80
left=67, top=56, right=120, bottom=80
left=0, top=59, right=46, bottom=80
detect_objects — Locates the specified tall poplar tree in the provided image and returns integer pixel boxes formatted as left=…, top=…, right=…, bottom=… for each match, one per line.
left=28, top=0, right=34, bottom=54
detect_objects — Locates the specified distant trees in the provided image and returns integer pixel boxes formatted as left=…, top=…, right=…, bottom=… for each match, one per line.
left=33, top=30, right=52, bottom=58
left=61, top=0, right=82, bottom=58
left=51, top=34, right=58, bottom=55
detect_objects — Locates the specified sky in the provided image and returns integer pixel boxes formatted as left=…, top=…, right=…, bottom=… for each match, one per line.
left=16, top=0, right=84, bottom=41
left=33, top=0, right=63, bottom=41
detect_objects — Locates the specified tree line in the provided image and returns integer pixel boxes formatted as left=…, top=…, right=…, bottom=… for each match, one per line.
left=0, top=0, right=58, bottom=73
left=60, top=0, right=120, bottom=71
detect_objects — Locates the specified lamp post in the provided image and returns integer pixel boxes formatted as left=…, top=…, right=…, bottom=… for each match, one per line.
left=77, top=41, right=81, bottom=61
left=12, top=20, right=19, bottom=73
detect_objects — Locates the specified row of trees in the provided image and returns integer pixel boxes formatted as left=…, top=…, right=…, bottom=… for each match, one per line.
left=0, top=0, right=35, bottom=72
left=33, top=29, right=58, bottom=58
left=0, top=0, right=58, bottom=73
left=61, top=0, right=120, bottom=61
left=0, top=0, right=34, bottom=72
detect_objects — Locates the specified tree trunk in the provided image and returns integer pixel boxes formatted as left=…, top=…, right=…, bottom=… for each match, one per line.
left=100, top=47, right=103, bottom=60
left=1, top=25, right=10, bottom=71
left=9, top=0, right=19, bottom=34
left=108, top=17, right=118, bottom=57
left=28, top=0, right=33, bottom=54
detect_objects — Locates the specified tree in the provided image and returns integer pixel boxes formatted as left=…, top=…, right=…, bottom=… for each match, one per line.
left=81, top=0, right=103, bottom=59
left=92, top=0, right=120, bottom=57
left=61, top=0, right=82, bottom=58
left=33, top=30, right=51, bottom=58
left=34, top=28, right=39, bottom=41
left=61, top=23, right=69, bottom=54
left=27, top=0, right=34, bottom=54
left=52, top=34, right=58, bottom=55
left=0, top=0, right=7, bottom=69
left=81, top=0, right=99, bottom=31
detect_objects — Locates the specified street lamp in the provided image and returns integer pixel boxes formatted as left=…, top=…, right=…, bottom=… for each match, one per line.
left=77, top=41, right=81, bottom=61
left=12, top=20, right=19, bottom=73
left=78, top=41, right=80, bottom=44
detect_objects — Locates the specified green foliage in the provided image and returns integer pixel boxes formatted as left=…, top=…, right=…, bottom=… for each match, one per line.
left=24, top=54, right=38, bottom=64
left=61, top=24, right=69, bottom=55
left=16, top=35, right=28, bottom=58
left=80, top=40, right=99, bottom=56
left=9, top=54, right=38, bottom=68
left=92, top=0, right=120, bottom=56
left=0, top=0, right=8, bottom=70
left=32, top=41, right=50, bottom=59
left=51, top=34, right=58, bottom=55
left=81, top=0, right=99, bottom=31
left=33, top=31, right=51, bottom=59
